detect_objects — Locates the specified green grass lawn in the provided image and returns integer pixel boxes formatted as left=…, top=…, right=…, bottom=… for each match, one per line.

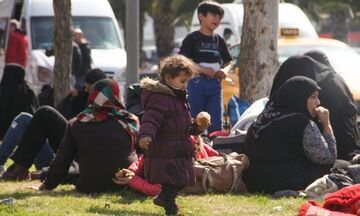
left=0, top=180, right=307, bottom=216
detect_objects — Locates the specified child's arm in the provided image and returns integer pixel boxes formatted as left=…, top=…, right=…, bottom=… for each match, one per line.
left=138, top=94, right=167, bottom=146
left=215, top=36, right=233, bottom=79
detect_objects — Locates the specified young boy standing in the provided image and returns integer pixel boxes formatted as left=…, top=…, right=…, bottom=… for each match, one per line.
left=179, top=1, right=232, bottom=133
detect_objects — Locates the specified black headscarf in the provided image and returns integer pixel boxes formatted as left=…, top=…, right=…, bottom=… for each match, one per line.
left=304, top=50, right=360, bottom=160
left=270, top=55, right=331, bottom=97
left=270, top=52, right=360, bottom=160
left=244, top=76, right=331, bottom=193
left=253, top=76, right=320, bottom=138
left=304, top=50, right=355, bottom=104
left=0, top=65, right=38, bottom=139
left=304, top=50, right=332, bottom=68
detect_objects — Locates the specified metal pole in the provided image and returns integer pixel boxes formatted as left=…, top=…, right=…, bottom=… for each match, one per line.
left=125, top=0, right=139, bottom=88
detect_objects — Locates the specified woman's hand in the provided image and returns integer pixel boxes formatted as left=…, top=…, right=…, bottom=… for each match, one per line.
left=314, top=106, right=333, bottom=135
left=139, top=136, right=152, bottom=150
left=314, top=106, right=330, bottom=126
left=112, top=169, right=135, bottom=185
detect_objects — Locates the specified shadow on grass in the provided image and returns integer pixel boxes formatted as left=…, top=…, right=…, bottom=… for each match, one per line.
left=0, top=185, right=149, bottom=204
left=110, top=188, right=148, bottom=204
left=0, top=190, right=80, bottom=202
left=87, top=206, right=160, bottom=216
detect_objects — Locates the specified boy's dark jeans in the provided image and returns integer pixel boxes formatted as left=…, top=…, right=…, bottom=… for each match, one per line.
left=160, top=184, right=183, bottom=215
left=11, top=106, right=67, bottom=169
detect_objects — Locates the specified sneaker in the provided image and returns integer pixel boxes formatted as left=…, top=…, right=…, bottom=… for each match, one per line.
left=1, top=163, right=30, bottom=181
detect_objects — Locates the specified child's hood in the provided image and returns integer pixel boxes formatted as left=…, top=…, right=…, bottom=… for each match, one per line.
left=140, top=77, right=176, bottom=97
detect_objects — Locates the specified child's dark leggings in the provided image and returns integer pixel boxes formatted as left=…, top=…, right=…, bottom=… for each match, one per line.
left=160, top=184, right=183, bottom=215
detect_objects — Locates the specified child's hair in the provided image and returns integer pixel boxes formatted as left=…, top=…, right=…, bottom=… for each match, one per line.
left=85, top=68, right=107, bottom=85
left=158, top=55, right=194, bottom=80
left=9, top=19, right=20, bottom=29
left=197, top=1, right=224, bottom=18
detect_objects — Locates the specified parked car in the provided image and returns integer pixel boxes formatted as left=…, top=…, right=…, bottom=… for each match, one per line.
left=190, top=2, right=318, bottom=46
left=229, top=31, right=360, bottom=110
left=19, top=0, right=126, bottom=94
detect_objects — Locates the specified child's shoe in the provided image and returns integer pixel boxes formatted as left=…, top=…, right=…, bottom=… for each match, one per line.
left=153, top=195, right=165, bottom=207
left=153, top=196, right=180, bottom=210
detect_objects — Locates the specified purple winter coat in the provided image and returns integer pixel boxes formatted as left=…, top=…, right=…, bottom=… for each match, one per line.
left=139, top=77, right=196, bottom=187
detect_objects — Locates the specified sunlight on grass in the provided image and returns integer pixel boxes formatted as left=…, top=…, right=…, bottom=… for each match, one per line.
left=0, top=180, right=307, bottom=215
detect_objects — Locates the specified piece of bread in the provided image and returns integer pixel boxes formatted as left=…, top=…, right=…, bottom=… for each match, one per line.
left=195, top=111, right=211, bottom=126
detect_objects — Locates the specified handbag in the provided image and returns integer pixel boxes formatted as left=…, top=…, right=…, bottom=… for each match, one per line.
left=183, top=152, right=250, bottom=194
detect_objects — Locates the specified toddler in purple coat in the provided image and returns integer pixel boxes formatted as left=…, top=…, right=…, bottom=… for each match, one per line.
left=139, top=55, right=210, bottom=216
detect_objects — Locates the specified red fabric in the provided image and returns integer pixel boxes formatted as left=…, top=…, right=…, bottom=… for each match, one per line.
left=128, top=155, right=144, bottom=175
left=195, top=142, right=219, bottom=160
left=323, top=184, right=360, bottom=215
left=208, top=130, right=230, bottom=138
left=128, top=175, right=161, bottom=197
left=5, top=30, right=28, bottom=67
left=127, top=139, right=219, bottom=196
left=298, top=200, right=356, bottom=216
left=298, top=184, right=360, bottom=216
left=348, top=32, right=360, bottom=42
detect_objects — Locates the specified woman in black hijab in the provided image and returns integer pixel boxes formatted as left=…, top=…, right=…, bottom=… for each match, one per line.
left=244, top=76, right=337, bottom=194
left=0, top=66, right=38, bottom=139
left=269, top=55, right=330, bottom=97
left=304, top=50, right=360, bottom=161
left=270, top=53, right=360, bottom=160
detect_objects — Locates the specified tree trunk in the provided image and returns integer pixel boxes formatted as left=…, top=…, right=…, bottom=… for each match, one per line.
left=238, top=0, right=278, bottom=102
left=153, top=3, right=175, bottom=60
left=53, top=0, right=72, bottom=106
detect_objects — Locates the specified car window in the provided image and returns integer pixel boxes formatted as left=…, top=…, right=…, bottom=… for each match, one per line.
left=31, top=16, right=121, bottom=50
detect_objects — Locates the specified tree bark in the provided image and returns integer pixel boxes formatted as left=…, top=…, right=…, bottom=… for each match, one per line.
left=238, top=0, right=278, bottom=102
left=53, top=0, right=72, bottom=106
left=153, top=3, right=175, bottom=60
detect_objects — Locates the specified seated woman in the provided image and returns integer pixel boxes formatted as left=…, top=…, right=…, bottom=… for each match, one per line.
left=0, top=69, right=106, bottom=176
left=15, top=79, right=139, bottom=193
left=243, top=76, right=337, bottom=194
left=270, top=54, right=359, bottom=161
left=304, top=50, right=360, bottom=161
left=0, top=64, right=38, bottom=139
